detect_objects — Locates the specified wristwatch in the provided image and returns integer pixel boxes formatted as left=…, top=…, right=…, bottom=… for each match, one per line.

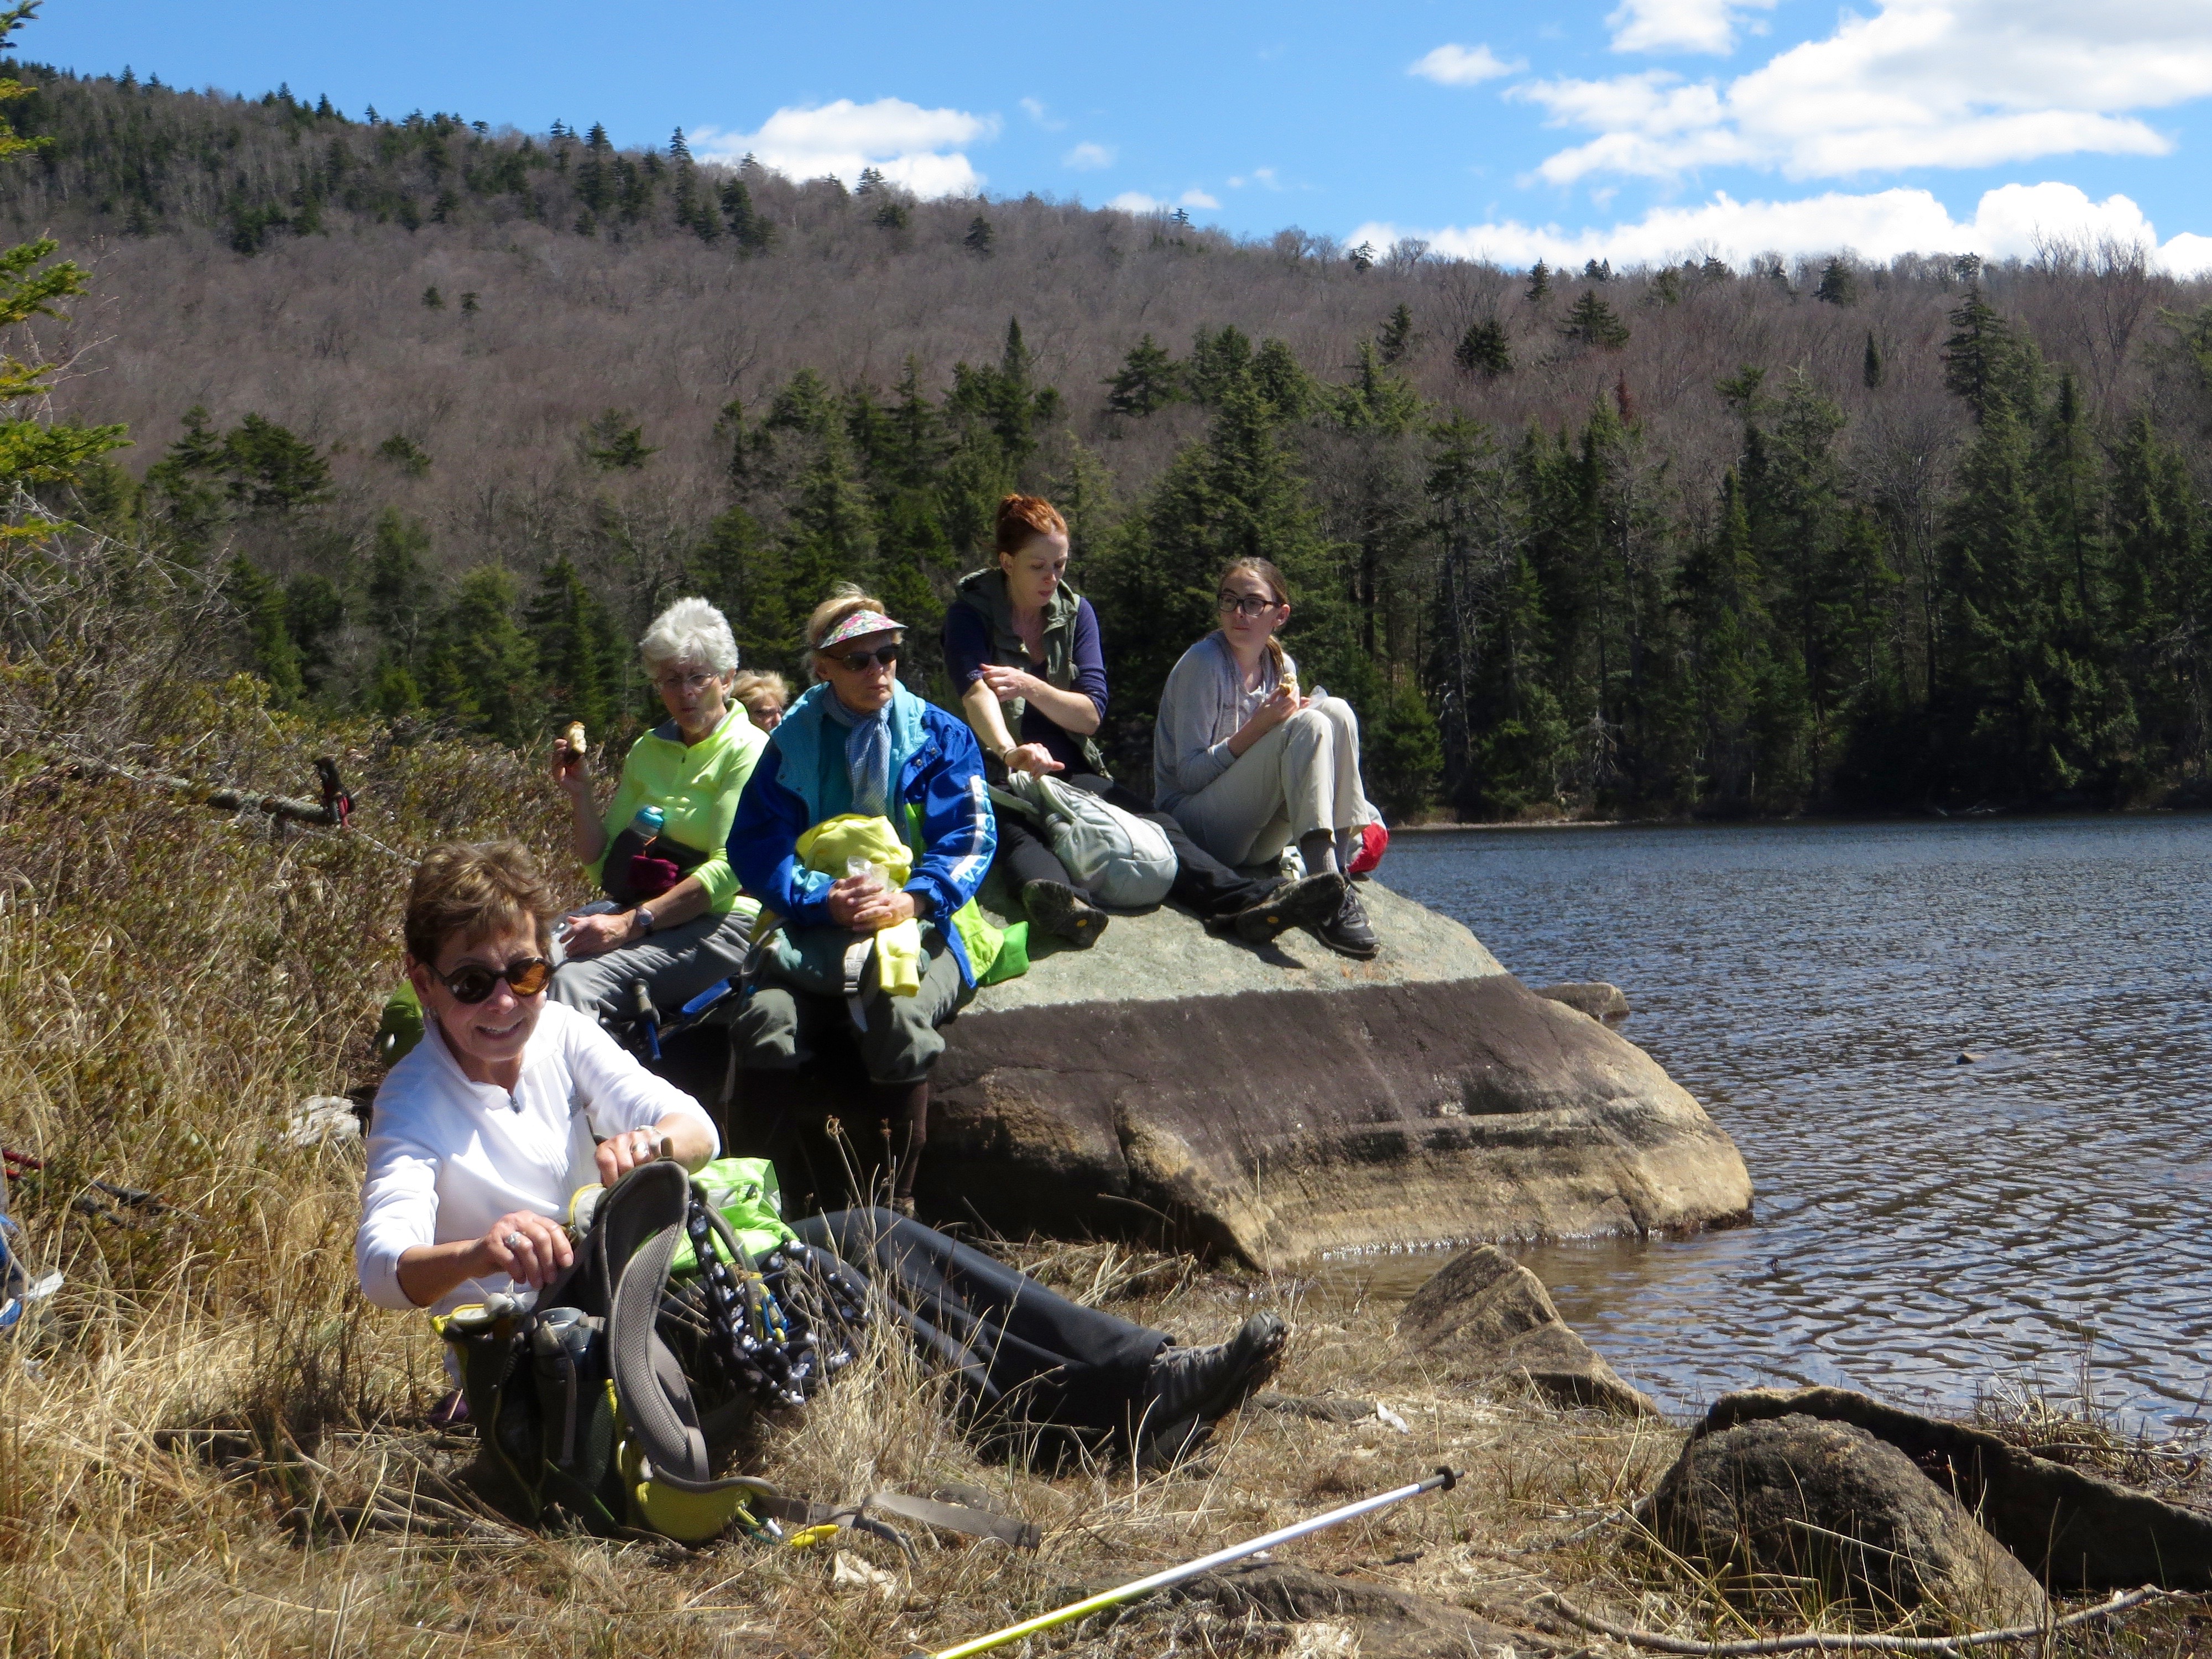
left=635, top=906, right=657, bottom=937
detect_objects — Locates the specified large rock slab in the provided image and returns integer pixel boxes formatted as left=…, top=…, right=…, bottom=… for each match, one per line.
left=1698, top=1386, right=2212, bottom=1592
left=917, top=878, right=1752, bottom=1269
left=1397, top=1245, right=1657, bottom=1416
left=1651, top=1413, right=2048, bottom=1626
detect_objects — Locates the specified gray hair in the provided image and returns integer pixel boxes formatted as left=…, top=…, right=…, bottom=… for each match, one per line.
left=639, top=597, right=739, bottom=675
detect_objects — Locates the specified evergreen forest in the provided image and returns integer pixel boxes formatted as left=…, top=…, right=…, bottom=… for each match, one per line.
left=19, top=58, right=2212, bottom=819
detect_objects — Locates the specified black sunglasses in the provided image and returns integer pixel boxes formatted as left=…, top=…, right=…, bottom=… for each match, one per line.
left=437, top=956, right=553, bottom=1004
left=831, top=643, right=902, bottom=674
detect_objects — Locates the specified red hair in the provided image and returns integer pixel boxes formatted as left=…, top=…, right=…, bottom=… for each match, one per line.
left=994, top=493, right=1067, bottom=556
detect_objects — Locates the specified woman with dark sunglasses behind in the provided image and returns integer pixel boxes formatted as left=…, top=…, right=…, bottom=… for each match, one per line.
left=725, top=586, right=999, bottom=1214
left=356, top=842, right=719, bottom=1317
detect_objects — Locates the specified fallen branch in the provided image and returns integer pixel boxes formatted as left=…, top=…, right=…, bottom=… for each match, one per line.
left=1534, top=1584, right=2173, bottom=1656
left=67, top=755, right=349, bottom=828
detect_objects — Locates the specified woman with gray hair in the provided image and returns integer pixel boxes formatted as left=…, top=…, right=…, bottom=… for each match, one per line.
left=547, top=597, right=769, bottom=1023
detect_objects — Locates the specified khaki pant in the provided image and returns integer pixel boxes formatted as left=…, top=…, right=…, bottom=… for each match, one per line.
left=1171, top=697, right=1374, bottom=868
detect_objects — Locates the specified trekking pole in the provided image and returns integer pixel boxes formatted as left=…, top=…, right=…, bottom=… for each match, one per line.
left=906, top=1466, right=1458, bottom=1659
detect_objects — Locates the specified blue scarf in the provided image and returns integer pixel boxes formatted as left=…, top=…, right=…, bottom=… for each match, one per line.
left=821, top=688, right=893, bottom=818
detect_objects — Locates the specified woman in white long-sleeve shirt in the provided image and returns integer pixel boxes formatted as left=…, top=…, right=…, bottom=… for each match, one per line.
left=356, top=842, right=718, bottom=1317
left=1152, top=557, right=1381, bottom=959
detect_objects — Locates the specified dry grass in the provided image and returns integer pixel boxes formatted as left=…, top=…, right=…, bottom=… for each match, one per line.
left=3, top=534, right=2205, bottom=1657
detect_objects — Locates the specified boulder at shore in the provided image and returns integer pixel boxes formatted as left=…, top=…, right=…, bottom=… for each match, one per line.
left=907, top=878, right=1752, bottom=1268
left=1651, top=1413, right=2049, bottom=1627
left=1397, top=1244, right=1657, bottom=1416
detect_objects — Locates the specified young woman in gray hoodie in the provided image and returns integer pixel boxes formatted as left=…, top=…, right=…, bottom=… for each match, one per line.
left=1152, top=557, right=1381, bottom=958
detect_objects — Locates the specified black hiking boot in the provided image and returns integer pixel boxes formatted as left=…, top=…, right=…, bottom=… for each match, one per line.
left=1022, top=879, right=1108, bottom=949
left=1133, top=1312, right=1288, bottom=1469
left=1211, top=872, right=1345, bottom=946
left=1314, top=883, right=1380, bottom=960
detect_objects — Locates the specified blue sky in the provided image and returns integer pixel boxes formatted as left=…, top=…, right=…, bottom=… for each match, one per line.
left=28, top=0, right=2212, bottom=270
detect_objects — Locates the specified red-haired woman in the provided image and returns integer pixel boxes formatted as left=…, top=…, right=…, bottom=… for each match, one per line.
left=1152, top=558, right=1380, bottom=958
left=945, top=495, right=1342, bottom=948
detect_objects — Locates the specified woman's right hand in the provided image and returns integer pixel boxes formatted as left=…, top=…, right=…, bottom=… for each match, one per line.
left=562, top=910, right=634, bottom=959
left=1003, top=742, right=1065, bottom=777
left=549, top=741, right=590, bottom=797
left=1240, top=681, right=1305, bottom=742
left=476, top=1209, right=574, bottom=1290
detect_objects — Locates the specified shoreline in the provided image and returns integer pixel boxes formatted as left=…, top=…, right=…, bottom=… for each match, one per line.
left=1397, top=803, right=2212, bottom=832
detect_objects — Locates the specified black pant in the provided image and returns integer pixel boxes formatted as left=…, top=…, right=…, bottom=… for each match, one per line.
left=996, top=772, right=1270, bottom=919
left=794, top=1208, right=1166, bottom=1437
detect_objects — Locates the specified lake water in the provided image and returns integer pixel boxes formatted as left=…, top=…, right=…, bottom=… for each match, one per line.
left=1382, top=816, right=2212, bottom=1429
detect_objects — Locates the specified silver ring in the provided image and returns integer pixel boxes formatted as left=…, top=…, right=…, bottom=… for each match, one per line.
left=504, top=1232, right=526, bottom=1250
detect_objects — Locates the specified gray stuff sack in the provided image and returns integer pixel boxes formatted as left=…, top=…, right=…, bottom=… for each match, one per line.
left=991, top=774, right=1176, bottom=909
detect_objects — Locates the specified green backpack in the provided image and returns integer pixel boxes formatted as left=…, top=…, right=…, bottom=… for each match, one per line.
left=438, top=1159, right=868, bottom=1542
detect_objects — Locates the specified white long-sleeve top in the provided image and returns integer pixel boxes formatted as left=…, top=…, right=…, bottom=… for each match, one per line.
left=354, top=999, right=719, bottom=1314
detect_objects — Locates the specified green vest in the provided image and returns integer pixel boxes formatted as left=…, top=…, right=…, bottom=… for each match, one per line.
left=953, top=567, right=1110, bottom=780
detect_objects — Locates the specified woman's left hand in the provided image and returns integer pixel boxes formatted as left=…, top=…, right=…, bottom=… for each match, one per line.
left=595, top=1125, right=669, bottom=1186
left=562, top=911, right=633, bottom=960
left=978, top=663, right=1042, bottom=702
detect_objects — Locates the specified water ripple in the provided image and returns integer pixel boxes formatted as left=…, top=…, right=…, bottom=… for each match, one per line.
left=1390, top=816, right=2212, bottom=1426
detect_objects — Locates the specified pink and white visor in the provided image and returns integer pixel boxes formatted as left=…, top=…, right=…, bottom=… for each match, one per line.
left=817, top=609, right=906, bottom=651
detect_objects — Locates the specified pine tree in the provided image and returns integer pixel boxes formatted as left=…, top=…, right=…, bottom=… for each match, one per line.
left=1862, top=331, right=1884, bottom=389
left=1814, top=257, right=1858, bottom=306
left=225, top=554, right=305, bottom=706
left=1185, top=325, right=1254, bottom=406
left=1941, top=288, right=2035, bottom=424
left=423, top=565, right=538, bottom=743
left=1524, top=260, right=1551, bottom=303
left=284, top=573, right=345, bottom=696
left=525, top=554, right=621, bottom=734
left=1105, top=333, right=1183, bottom=416
left=582, top=409, right=657, bottom=471
left=366, top=508, right=436, bottom=660
left=422, top=284, right=443, bottom=309
left=1454, top=317, right=1512, bottom=377
left=963, top=213, right=994, bottom=255
left=1376, top=302, right=1416, bottom=365
left=1558, top=290, right=1630, bottom=348
left=1582, top=258, right=1612, bottom=283
left=576, top=122, right=613, bottom=212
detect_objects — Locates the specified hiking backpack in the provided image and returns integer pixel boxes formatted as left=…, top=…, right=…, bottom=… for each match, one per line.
left=438, top=1158, right=868, bottom=1542
left=990, top=774, right=1177, bottom=909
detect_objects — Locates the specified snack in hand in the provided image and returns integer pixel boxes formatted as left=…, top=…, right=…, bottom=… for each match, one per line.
left=1280, top=673, right=1300, bottom=700
left=562, top=721, right=587, bottom=759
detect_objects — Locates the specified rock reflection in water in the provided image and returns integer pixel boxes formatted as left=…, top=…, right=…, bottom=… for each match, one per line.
left=1380, top=817, right=2212, bottom=1427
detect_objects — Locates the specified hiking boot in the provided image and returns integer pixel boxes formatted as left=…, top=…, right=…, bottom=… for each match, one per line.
left=1212, top=873, right=1345, bottom=946
left=1022, top=879, right=1108, bottom=948
left=1314, top=883, right=1380, bottom=960
left=1133, top=1311, right=1287, bottom=1468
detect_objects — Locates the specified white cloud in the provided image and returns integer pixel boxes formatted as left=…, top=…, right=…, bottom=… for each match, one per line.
left=1019, top=96, right=1066, bottom=130
left=1410, top=43, right=1525, bottom=85
left=1063, top=141, right=1115, bottom=170
left=1109, top=188, right=1219, bottom=215
left=1351, top=180, right=2212, bottom=274
left=1229, top=166, right=1281, bottom=190
left=1516, top=0, right=2212, bottom=184
left=1606, top=0, right=1775, bottom=56
left=689, top=98, right=999, bottom=197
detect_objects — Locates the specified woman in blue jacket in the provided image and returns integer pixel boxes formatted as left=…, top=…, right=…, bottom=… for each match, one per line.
left=726, top=586, right=997, bottom=1213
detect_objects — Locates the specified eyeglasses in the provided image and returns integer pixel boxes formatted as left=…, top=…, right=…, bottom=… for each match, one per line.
left=654, top=670, right=720, bottom=695
left=436, top=956, right=553, bottom=1004
left=830, top=644, right=902, bottom=674
left=1218, top=593, right=1282, bottom=619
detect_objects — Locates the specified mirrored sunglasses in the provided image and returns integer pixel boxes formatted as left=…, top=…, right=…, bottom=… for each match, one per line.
left=438, top=956, right=553, bottom=1004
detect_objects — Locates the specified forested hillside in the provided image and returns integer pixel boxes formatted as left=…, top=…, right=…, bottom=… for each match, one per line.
left=19, top=61, right=2212, bottom=817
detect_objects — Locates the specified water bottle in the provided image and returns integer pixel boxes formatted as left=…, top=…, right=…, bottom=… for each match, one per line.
left=630, top=804, right=665, bottom=846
